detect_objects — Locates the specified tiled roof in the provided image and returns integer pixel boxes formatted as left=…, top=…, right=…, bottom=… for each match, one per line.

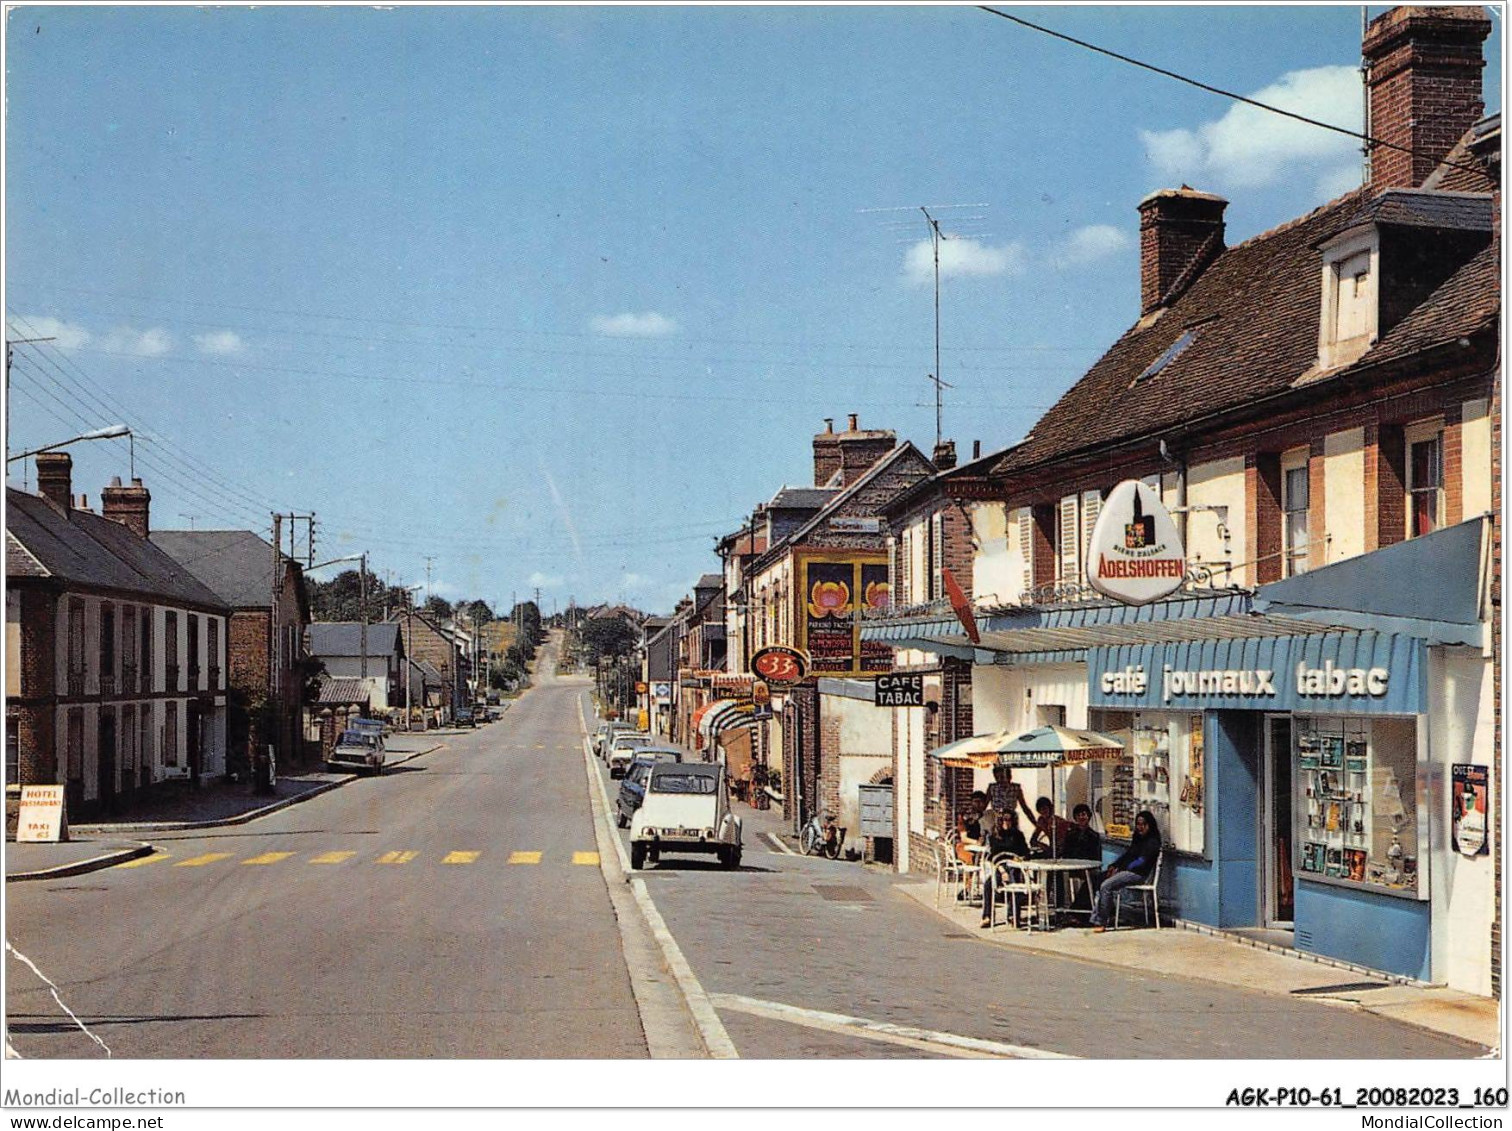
left=769, top=487, right=837, bottom=510
left=316, top=676, right=371, bottom=704
left=6, top=488, right=227, bottom=609
left=1423, top=116, right=1500, bottom=195
left=1330, top=188, right=1494, bottom=236
left=7, top=530, right=49, bottom=578
left=694, top=573, right=723, bottom=591
left=307, top=622, right=403, bottom=657
left=151, top=529, right=299, bottom=609
left=992, top=182, right=1498, bottom=477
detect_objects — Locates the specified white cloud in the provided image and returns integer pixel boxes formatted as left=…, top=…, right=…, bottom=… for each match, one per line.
left=590, top=312, right=678, bottom=337
left=194, top=330, right=244, bottom=355
left=528, top=571, right=564, bottom=589
left=100, top=325, right=173, bottom=357
left=619, top=571, right=653, bottom=591
left=1052, top=224, right=1132, bottom=268
left=904, top=237, right=1027, bottom=285
left=1140, top=65, right=1362, bottom=192
left=11, top=315, right=91, bottom=350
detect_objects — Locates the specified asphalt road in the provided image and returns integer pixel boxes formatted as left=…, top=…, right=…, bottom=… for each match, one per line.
left=5, top=655, right=646, bottom=1059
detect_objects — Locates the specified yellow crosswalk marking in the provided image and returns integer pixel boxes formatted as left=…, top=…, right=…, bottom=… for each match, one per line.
left=508, top=851, right=542, bottom=865
left=308, top=851, right=356, bottom=865
left=375, top=851, right=417, bottom=865
left=572, top=852, right=600, bottom=866
left=117, top=851, right=169, bottom=868
left=242, top=852, right=294, bottom=866
left=174, top=852, right=232, bottom=867
left=442, top=851, right=480, bottom=865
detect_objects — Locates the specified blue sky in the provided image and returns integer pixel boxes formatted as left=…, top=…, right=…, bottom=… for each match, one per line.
left=6, top=5, right=1501, bottom=615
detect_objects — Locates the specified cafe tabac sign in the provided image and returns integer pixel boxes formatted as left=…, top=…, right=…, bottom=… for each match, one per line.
left=1085, top=479, right=1186, bottom=606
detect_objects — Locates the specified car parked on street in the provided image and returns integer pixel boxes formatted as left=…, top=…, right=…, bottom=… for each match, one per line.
left=615, top=746, right=687, bottom=827
left=328, top=729, right=386, bottom=775
left=607, top=732, right=652, bottom=778
left=454, top=706, right=476, bottom=728
left=595, top=721, right=632, bottom=759
left=630, top=762, right=741, bottom=870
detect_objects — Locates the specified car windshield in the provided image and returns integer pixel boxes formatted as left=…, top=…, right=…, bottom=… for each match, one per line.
left=650, top=772, right=718, bottom=795
left=338, top=732, right=377, bottom=748
left=614, top=736, right=650, bottom=749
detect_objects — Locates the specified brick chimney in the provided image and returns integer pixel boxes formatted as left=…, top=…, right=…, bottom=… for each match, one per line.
left=1364, top=6, right=1492, bottom=190
left=1137, top=187, right=1227, bottom=315
left=102, top=475, right=151, bottom=538
left=813, top=417, right=842, bottom=487
left=932, top=439, right=957, bottom=470
left=35, top=452, right=72, bottom=513
left=835, top=413, right=897, bottom=486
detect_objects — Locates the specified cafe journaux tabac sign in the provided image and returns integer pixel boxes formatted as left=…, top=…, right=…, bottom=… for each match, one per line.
left=1085, top=479, right=1186, bottom=606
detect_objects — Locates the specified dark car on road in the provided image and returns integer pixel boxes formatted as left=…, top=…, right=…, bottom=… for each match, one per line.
left=453, top=706, right=476, bottom=728
left=615, top=746, right=686, bottom=827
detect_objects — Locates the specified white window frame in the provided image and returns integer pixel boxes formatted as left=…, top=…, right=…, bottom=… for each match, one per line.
left=1404, top=418, right=1445, bottom=539
left=1281, top=448, right=1311, bottom=577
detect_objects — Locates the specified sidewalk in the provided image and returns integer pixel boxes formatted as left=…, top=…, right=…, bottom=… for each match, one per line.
left=5, top=734, right=443, bottom=881
left=731, top=795, right=1497, bottom=1052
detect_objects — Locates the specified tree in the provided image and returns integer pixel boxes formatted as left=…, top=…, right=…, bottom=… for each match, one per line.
left=424, top=594, right=454, bottom=620
left=577, top=616, right=638, bottom=663
left=463, top=598, right=494, bottom=626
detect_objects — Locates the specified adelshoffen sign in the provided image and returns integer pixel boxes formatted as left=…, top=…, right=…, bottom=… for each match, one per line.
left=1085, top=479, right=1186, bottom=605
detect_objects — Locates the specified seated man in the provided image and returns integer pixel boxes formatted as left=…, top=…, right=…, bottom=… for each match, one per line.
left=979, top=812, right=1031, bottom=928
left=1061, top=804, right=1102, bottom=910
left=1028, top=796, right=1075, bottom=858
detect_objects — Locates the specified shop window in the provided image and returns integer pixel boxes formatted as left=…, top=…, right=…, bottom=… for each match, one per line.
left=1282, top=460, right=1310, bottom=576
left=1088, top=709, right=1205, bottom=856
left=1294, top=716, right=1421, bottom=897
left=1407, top=431, right=1443, bottom=538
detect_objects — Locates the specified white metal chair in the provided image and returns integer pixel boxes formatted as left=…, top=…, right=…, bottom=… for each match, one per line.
left=985, top=854, right=1035, bottom=930
left=929, top=834, right=969, bottom=908
left=1112, top=853, right=1163, bottom=929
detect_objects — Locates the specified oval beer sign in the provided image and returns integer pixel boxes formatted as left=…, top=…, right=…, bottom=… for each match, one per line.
left=1086, top=479, right=1186, bottom=606
left=751, top=645, right=809, bottom=685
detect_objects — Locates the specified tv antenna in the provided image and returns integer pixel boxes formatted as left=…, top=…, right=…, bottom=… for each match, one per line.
left=859, top=202, right=989, bottom=447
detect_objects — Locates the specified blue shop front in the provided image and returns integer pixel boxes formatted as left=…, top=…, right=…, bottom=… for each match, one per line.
left=1082, top=521, right=1494, bottom=988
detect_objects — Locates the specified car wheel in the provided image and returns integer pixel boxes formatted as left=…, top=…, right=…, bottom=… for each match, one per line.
left=630, top=843, right=646, bottom=870
left=616, top=807, right=628, bottom=829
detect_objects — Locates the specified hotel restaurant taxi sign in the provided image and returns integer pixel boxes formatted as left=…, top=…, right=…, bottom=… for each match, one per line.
left=1085, top=479, right=1186, bottom=606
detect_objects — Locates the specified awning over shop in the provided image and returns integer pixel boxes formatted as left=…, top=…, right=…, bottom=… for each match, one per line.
left=698, top=698, right=756, bottom=737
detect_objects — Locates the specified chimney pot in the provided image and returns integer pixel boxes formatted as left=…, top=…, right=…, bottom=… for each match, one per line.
left=847, top=413, right=859, bottom=431
left=823, top=417, right=834, bottom=434
left=34, top=452, right=73, bottom=513
left=973, top=440, right=982, bottom=460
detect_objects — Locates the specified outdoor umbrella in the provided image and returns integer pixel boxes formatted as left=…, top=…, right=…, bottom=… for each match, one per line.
left=995, top=725, right=1127, bottom=854
left=926, top=730, right=1014, bottom=771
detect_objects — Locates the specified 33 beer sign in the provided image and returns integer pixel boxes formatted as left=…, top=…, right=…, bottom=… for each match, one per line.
left=751, top=645, right=810, bottom=685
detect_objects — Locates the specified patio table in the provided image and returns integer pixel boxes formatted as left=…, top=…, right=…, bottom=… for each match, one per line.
left=1010, top=858, right=1102, bottom=930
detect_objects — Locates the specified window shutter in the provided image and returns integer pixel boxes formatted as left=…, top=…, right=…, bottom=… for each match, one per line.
left=930, top=512, right=944, bottom=601
left=1080, top=489, right=1102, bottom=581
left=1017, top=508, right=1033, bottom=599
left=1058, top=496, right=1079, bottom=584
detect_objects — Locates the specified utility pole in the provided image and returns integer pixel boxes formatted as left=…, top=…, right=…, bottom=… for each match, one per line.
left=5, top=336, right=57, bottom=477
left=268, top=513, right=283, bottom=787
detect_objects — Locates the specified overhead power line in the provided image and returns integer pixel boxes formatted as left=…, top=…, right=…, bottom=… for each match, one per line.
left=976, top=7, right=1490, bottom=180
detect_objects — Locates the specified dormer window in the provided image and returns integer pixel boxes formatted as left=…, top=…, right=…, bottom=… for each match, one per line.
left=1317, top=228, right=1379, bottom=371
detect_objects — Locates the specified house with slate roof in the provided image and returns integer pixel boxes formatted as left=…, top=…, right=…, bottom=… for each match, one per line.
left=305, top=622, right=406, bottom=712
left=861, top=6, right=1500, bottom=996
left=6, top=456, right=231, bottom=826
left=152, top=529, right=312, bottom=771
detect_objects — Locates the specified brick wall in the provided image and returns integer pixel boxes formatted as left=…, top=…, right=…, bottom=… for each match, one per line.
left=1493, top=364, right=1502, bottom=1000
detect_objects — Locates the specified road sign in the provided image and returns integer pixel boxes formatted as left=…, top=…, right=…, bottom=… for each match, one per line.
left=874, top=672, right=925, bottom=707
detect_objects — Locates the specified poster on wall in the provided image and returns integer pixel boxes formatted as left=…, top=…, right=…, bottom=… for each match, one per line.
left=1452, top=763, right=1490, bottom=857
left=804, top=560, right=856, bottom=673
left=859, top=562, right=893, bottom=672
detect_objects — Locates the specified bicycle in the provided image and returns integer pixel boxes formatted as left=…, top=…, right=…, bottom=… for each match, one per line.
left=800, top=810, right=847, bottom=859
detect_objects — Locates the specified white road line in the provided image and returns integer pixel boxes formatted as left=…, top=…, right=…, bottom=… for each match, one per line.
left=763, top=831, right=798, bottom=856
left=708, top=993, right=1075, bottom=1060
left=4, top=940, right=111, bottom=1058
left=578, top=693, right=738, bottom=1059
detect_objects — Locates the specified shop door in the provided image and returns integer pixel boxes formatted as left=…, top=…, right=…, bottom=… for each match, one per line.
left=97, top=710, right=117, bottom=815
left=1263, top=715, right=1295, bottom=926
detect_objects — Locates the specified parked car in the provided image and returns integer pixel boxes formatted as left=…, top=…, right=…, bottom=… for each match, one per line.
left=328, top=729, right=386, bottom=775
left=607, top=732, right=652, bottom=778
left=630, top=762, right=742, bottom=870
left=595, top=721, right=632, bottom=759
left=454, top=706, right=476, bottom=728
left=615, top=746, right=687, bottom=827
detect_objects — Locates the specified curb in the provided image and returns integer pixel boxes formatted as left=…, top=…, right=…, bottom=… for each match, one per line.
left=66, top=743, right=444, bottom=836
left=578, top=695, right=738, bottom=1059
left=7, top=841, right=153, bottom=883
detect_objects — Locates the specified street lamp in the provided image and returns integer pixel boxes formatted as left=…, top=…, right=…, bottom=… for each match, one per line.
left=7, top=423, right=132, bottom=464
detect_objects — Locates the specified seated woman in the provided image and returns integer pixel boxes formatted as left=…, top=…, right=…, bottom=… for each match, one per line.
left=1090, top=809, right=1162, bottom=932
left=954, top=790, right=988, bottom=865
left=1028, top=796, right=1074, bottom=858
left=979, top=812, right=1031, bottom=928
